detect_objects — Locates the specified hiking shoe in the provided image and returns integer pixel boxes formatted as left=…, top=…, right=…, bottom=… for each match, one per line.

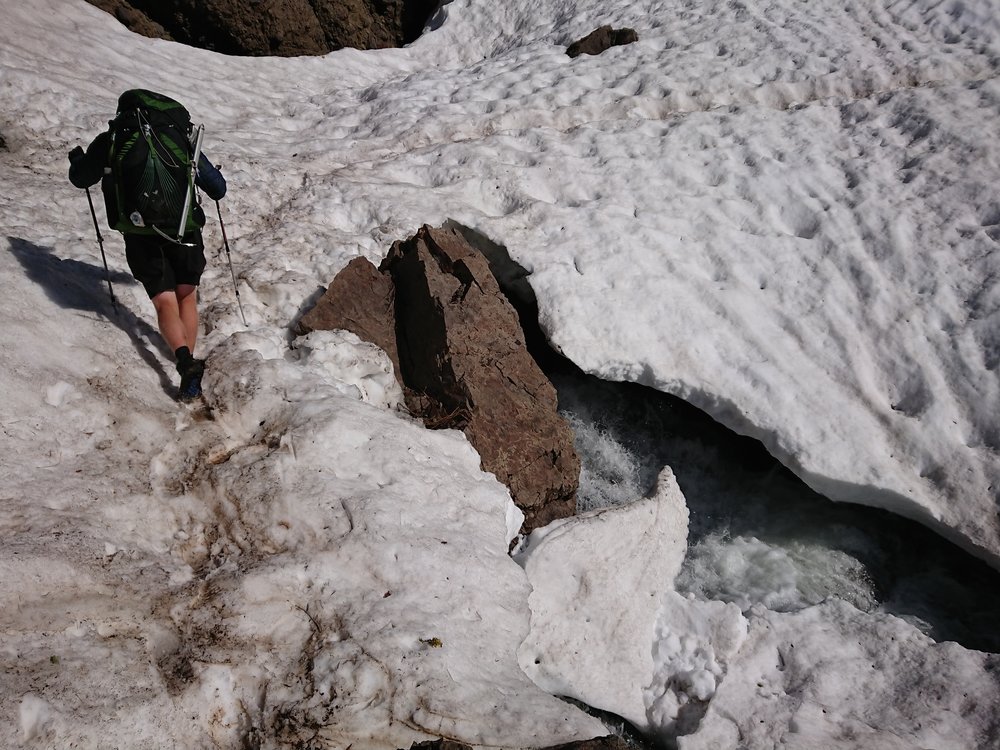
left=178, top=358, right=205, bottom=401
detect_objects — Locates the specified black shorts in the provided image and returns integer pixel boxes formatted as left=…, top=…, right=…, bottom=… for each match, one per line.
left=124, top=232, right=207, bottom=298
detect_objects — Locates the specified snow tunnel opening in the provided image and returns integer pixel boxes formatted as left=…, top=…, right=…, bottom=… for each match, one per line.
left=448, top=220, right=1000, bottom=655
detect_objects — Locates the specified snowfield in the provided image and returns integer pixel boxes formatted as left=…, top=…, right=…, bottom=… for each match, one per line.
left=1, top=0, right=999, bottom=748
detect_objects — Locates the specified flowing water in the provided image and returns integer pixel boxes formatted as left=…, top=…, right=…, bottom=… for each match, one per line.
left=550, top=366, right=1000, bottom=654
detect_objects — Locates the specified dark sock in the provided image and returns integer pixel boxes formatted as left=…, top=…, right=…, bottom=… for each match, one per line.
left=175, top=346, right=193, bottom=364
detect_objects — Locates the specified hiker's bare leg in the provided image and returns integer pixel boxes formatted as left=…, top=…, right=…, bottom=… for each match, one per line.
left=152, top=290, right=188, bottom=353
left=176, top=284, right=199, bottom=352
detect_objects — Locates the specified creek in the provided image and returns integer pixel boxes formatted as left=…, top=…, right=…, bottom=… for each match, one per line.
left=550, top=364, right=1000, bottom=654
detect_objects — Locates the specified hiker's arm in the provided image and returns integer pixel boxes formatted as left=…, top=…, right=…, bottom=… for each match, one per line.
left=68, top=131, right=109, bottom=189
left=195, top=154, right=227, bottom=201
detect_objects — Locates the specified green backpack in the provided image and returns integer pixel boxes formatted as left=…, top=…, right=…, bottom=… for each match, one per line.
left=104, top=89, right=205, bottom=241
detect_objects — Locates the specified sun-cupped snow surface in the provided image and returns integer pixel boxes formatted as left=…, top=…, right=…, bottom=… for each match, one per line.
left=2, top=0, right=1000, bottom=747
left=398, top=0, right=1000, bottom=565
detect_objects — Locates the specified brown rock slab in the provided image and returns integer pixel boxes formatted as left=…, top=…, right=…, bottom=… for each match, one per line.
left=296, top=255, right=399, bottom=372
left=298, top=225, right=580, bottom=533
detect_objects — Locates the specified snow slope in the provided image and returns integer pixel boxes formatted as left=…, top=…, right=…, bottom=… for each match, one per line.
left=2, top=0, right=999, bottom=747
left=21, top=0, right=999, bottom=564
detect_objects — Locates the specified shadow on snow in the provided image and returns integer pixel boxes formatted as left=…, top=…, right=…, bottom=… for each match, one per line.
left=7, top=235, right=176, bottom=396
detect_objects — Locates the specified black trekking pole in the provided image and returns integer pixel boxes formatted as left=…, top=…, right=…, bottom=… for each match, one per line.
left=85, top=186, right=117, bottom=313
left=216, top=200, right=248, bottom=326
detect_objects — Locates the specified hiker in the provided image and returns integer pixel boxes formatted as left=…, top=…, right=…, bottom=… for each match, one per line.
left=68, top=89, right=227, bottom=400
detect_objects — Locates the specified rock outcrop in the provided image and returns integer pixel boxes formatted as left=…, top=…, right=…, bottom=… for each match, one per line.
left=566, top=26, right=639, bottom=58
left=298, top=225, right=580, bottom=532
left=85, top=0, right=440, bottom=56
